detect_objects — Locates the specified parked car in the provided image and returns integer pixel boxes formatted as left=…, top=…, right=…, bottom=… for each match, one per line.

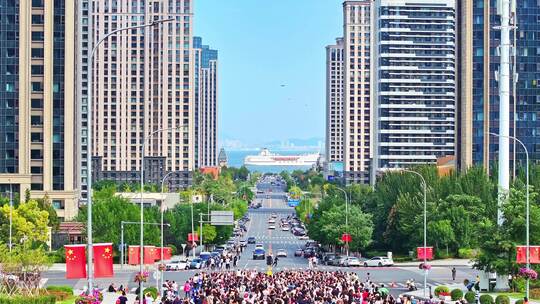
left=166, top=259, right=189, bottom=271
left=276, top=249, right=287, bottom=257
left=199, top=252, right=212, bottom=261
left=363, top=256, right=394, bottom=267
left=247, top=237, right=256, bottom=244
left=294, top=249, right=304, bottom=257
left=322, top=254, right=337, bottom=265
left=239, top=240, right=247, bottom=247
left=253, top=249, right=266, bottom=260
left=281, top=226, right=290, bottom=231
left=343, top=257, right=361, bottom=267
left=327, top=255, right=344, bottom=266
left=189, top=258, right=203, bottom=269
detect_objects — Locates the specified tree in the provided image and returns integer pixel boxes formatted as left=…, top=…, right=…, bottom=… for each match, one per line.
left=289, top=186, right=303, bottom=200
left=197, top=224, right=217, bottom=245
left=428, top=220, right=455, bottom=256
left=0, top=200, right=50, bottom=245
left=311, top=204, right=373, bottom=252
left=236, top=183, right=254, bottom=202
left=229, top=199, right=248, bottom=220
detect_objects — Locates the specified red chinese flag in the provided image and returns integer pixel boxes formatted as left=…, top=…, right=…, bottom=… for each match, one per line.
left=530, top=246, right=540, bottom=264
left=163, top=247, right=172, bottom=260
left=93, top=243, right=114, bottom=277
left=144, top=246, right=156, bottom=264
left=128, top=246, right=140, bottom=265
left=516, top=246, right=527, bottom=263
left=65, top=245, right=87, bottom=279
left=188, top=233, right=199, bottom=242
left=417, top=247, right=434, bottom=260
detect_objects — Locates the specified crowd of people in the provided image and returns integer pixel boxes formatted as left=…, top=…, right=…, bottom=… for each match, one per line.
left=149, top=270, right=438, bottom=304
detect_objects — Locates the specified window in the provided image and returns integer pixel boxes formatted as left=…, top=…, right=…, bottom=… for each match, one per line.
left=31, top=15, right=44, bottom=24
left=31, top=82, right=43, bottom=92
left=52, top=200, right=64, bottom=210
left=31, top=115, right=43, bottom=126
left=31, top=166, right=43, bottom=174
left=31, top=48, right=44, bottom=58
left=31, top=132, right=43, bottom=143
left=31, top=31, right=44, bottom=41
left=30, top=149, right=43, bottom=160
left=32, top=0, right=44, bottom=7
left=31, top=65, right=44, bottom=75
left=31, top=99, right=43, bottom=108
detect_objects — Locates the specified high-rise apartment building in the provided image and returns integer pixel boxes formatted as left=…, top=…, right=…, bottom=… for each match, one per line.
left=194, top=37, right=218, bottom=168
left=0, top=0, right=78, bottom=220
left=89, top=0, right=196, bottom=187
left=325, top=38, right=345, bottom=164
left=458, top=0, right=540, bottom=172
left=75, top=0, right=91, bottom=203
left=372, top=0, right=457, bottom=171
left=343, top=1, right=373, bottom=184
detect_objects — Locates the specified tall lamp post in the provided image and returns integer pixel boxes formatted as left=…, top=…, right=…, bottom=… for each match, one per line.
left=159, top=171, right=175, bottom=291
left=139, top=124, right=186, bottom=301
left=335, top=187, right=349, bottom=257
left=489, top=132, right=530, bottom=297
left=8, top=182, right=13, bottom=252
left=85, top=18, right=173, bottom=293
left=399, top=169, right=428, bottom=297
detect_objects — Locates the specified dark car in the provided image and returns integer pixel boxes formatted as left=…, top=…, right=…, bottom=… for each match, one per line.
left=253, top=249, right=266, bottom=260
left=294, top=249, right=304, bottom=257
left=323, top=254, right=338, bottom=265
left=303, top=248, right=316, bottom=258
left=247, top=237, right=256, bottom=244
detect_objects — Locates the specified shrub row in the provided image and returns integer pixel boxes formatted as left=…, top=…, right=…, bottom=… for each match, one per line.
left=0, top=295, right=56, bottom=304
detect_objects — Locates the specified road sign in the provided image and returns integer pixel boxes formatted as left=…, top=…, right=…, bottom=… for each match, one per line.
left=210, top=211, right=234, bottom=226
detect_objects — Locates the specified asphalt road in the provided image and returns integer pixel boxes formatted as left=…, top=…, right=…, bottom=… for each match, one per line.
left=42, top=179, right=481, bottom=297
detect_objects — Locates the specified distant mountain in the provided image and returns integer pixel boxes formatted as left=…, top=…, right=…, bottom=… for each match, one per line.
left=219, top=135, right=324, bottom=151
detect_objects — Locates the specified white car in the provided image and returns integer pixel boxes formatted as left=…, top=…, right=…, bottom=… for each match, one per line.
left=298, top=235, right=309, bottom=240
left=268, top=225, right=276, bottom=230
left=166, top=259, right=189, bottom=271
left=276, top=249, right=287, bottom=257
left=363, top=256, right=394, bottom=267
left=281, top=226, right=290, bottom=231
left=268, top=219, right=276, bottom=224
left=343, top=257, right=361, bottom=267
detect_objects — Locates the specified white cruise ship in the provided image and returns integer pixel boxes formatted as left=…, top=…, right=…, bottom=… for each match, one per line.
left=244, top=148, right=320, bottom=166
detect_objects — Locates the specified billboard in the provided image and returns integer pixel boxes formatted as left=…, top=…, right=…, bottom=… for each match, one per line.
left=210, top=211, right=234, bottom=225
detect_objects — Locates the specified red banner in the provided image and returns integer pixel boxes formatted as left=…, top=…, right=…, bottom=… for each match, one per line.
left=155, top=247, right=173, bottom=260
left=162, top=247, right=172, bottom=260
left=516, top=246, right=540, bottom=264
left=128, top=246, right=140, bottom=265
left=65, top=245, right=87, bottom=279
left=93, top=243, right=114, bottom=278
left=188, top=233, right=199, bottom=242
left=417, top=247, right=434, bottom=260
left=144, top=246, right=157, bottom=264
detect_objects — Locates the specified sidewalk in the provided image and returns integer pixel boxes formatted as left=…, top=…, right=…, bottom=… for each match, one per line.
left=395, top=259, right=473, bottom=267
left=402, top=284, right=539, bottom=304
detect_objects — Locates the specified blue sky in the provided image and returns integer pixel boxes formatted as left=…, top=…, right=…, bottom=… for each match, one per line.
left=194, top=0, right=342, bottom=148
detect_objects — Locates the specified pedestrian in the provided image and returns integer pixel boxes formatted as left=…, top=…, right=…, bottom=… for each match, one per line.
left=451, top=267, right=457, bottom=281
left=183, top=281, right=191, bottom=297
left=233, top=255, right=238, bottom=267
left=273, top=256, right=279, bottom=267
left=116, top=291, right=128, bottom=304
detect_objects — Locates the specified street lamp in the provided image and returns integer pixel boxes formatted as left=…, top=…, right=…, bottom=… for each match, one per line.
left=139, top=124, right=186, bottom=300
left=159, top=171, right=175, bottom=291
left=398, top=169, right=428, bottom=297
left=335, top=187, right=349, bottom=257
left=85, top=17, right=174, bottom=293
left=8, top=182, right=12, bottom=252
left=489, top=132, right=530, bottom=297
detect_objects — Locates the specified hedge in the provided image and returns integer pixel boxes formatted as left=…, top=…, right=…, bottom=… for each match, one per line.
left=0, top=295, right=56, bottom=304
left=451, top=288, right=464, bottom=300
left=464, top=291, right=476, bottom=303
left=143, top=287, right=158, bottom=299
left=479, top=294, right=495, bottom=304
left=495, top=295, right=510, bottom=304
left=515, top=300, right=524, bottom=304
left=434, top=286, right=450, bottom=296
left=45, top=286, right=73, bottom=294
